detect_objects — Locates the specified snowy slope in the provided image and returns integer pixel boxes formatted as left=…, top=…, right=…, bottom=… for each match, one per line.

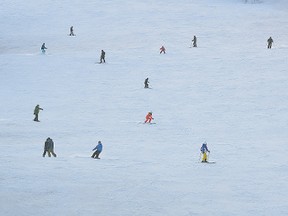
left=0, top=0, right=288, bottom=215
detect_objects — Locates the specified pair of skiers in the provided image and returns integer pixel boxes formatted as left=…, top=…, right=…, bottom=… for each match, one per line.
left=43, top=137, right=57, bottom=157
left=42, top=138, right=104, bottom=159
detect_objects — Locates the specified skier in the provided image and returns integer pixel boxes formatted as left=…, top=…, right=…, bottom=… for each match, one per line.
left=100, top=50, right=106, bottom=63
left=160, top=46, right=166, bottom=54
left=33, top=104, right=43, bottom=122
left=91, top=141, right=103, bottom=159
left=267, top=37, right=273, bottom=49
left=200, top=142, right=210, bottom=163
left=69, top=26, right=75, bottom=36
left=192, top=35, right=197, bottom=47
left=144, top=78, right=149, bottom=88
left=144, top=112, right=154, bottom=123
left=43, top=137, right=57, bottom=157
left=41, top=43, right=47, bottom=53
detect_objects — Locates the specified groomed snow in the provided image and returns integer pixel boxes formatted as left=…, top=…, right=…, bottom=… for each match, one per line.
left=0, top=0, right=288, bottom=215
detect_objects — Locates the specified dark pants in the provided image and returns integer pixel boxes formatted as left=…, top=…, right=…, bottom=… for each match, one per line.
left=43, top=150, right=57, bottom=157
left=144, top=84, right=149, bottom=88
left=100, top=57, right=105, bottom=63
left=34, top=114, right=39, bottom=121
left=91, top=150, right=101, bottom=159
left=268, top=43, right=272, bottom=49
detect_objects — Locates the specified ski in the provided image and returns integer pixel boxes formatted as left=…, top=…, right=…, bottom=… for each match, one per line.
left=201, top=161, right=216, bottom=164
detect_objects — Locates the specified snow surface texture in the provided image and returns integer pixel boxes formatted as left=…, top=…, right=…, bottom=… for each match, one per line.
left=1, top=0, right=288, bottom=215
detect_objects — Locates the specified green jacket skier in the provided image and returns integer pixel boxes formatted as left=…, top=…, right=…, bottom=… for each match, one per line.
left=33, top=104, right=43, bottom=122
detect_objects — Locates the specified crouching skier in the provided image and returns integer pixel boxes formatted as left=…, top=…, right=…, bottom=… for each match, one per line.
left=144, top=112, right=154, bottom=123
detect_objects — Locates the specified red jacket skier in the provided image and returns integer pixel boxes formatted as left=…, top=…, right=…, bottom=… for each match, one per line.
left=160, top=46, right=166, bottom=54
left=145, top=112, right=154, bottom=123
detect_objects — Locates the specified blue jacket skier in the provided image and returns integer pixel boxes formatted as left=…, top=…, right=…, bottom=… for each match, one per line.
left=91, top=141, right=103, bottom=159
left=200, top=142, right=210, bottom=162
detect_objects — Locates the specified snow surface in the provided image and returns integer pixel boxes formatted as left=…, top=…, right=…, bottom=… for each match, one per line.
left=1, top=0, right=288, bottom=215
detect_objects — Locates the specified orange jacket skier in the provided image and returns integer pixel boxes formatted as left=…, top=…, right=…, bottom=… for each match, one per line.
left=144, top=112, right=154, bottom=123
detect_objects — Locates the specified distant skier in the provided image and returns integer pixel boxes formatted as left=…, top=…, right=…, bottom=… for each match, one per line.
left=91, top=141, right=103, bottom=159
left=267, top=37, right=273, bottom=49
left=69, top=26, right=75, bottom=36
left=41, top=43, right=47, bottom=53
left=33, top=104, right=43, bottom=122
left=160, top=46, right=166, bottom=54
left=200, top=142, right=210, bottom=163
left=43, top=137, right=57, bottom=157
left=144, top=78, right=149, bottom=88
left=192, top=35, right=197, bottom=47
left=144, top=112, right=154, bottom=123
left=100, top=50, right=106, bottom=63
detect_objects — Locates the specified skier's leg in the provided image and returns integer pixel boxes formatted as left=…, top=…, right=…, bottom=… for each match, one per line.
left=202, top=152, right=207, bottom=162
left=43, top=150, right=46, bottom=157
left=91, top=151, right=97, bottom=158
left=95, top=151, right=100, bottom=158
left=51, top=151, right=57, bottom=157
left=34, top=114, right=38, bottom=121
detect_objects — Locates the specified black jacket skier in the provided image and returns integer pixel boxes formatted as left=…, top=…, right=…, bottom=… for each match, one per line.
left=41, top=43, right=47, bottom=53
left=69, top=26, right=75, bottom=36
left=144, top=78, right=149, bottom=88
left=192, top=36, right=197, bottom=47
left=100, top=50, right=106, bottom=63
left=267, top=37, right=273, bottom=49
